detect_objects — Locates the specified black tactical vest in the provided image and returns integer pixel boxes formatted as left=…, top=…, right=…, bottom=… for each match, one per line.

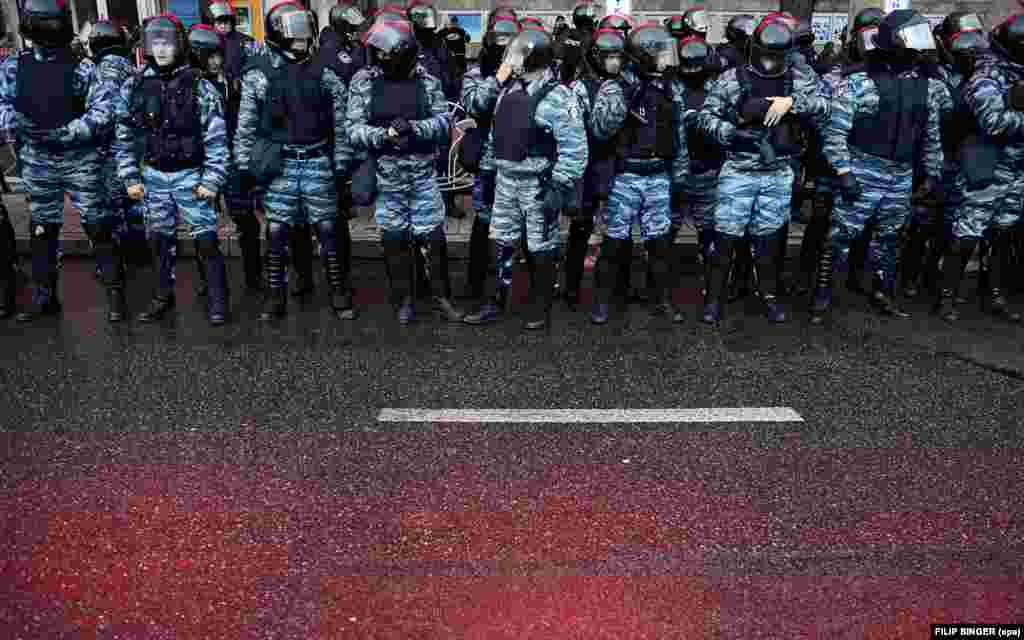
left=134, top=68, right=204, bottom=171
left=493, top=81, right=559, bottom=162
left=259, top=57, right=332, bottom=146
left=616, top=80, right=674, bottom=160
left=15, top=50, right=85, bottom=131
left=736, top=65, right=803, bottom=158
left=368, top=76, right=434, bottom=155
left=848, top=68, right=928, bottom=164
left=683, top=79, right=724, bottom=174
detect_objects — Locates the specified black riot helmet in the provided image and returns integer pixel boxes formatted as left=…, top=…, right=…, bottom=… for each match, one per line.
left=480, top=14, right=520, bottom=70
left=941, top=28, right=989, bottom=74
left=942, top=11, right=985, bottom=38
left=852, top=7, right=884, bottom=34
left=519, top=16, right=545, bottom=32
left=677, top=35, right=712, bottom=77
left=265, top=1, right=316, bottom=61
left=406, top=0, right=438, bottom=42
left=19, top=0, right=74, bottom=48
left=365, top=19, right=419, bottom=79
left=207, top=1, right=236, bottom=30
left=373, top=5, right=407, bottom=25
left=626, top=22, right=679, bottom=76
left=992, top=14, right=1024, bottom=65
left=330, top=1, right=366, bottom=38
left=725, top=14, right=755, bottom=45
left=851, top=24, right=879, bottom=63
left=678, top=6, right=709, bottom=40
left=588, top=26, right=625, bottom=78
left=598, top=14, right=633, bottom=37
left=89, top=19, right=129, bottom=61
left=188, top=23, right=224, bottom=71
left=502, top=28, right=553, bottom=76
left=487, top=6, right=518, bottom=30
left=875, top=10, right=935, bottom=57
left=748, top=16, right=793, bottom=78
left=142, top=14, right=188, bottom=70
left=572, top=1, right=600, bottom=33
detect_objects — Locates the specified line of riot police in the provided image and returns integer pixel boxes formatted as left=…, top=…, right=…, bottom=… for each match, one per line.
left=0, top=0, right=1021, bottom=330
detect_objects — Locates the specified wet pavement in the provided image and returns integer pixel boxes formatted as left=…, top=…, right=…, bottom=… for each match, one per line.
left=1, top=257, right=1022, bottom=639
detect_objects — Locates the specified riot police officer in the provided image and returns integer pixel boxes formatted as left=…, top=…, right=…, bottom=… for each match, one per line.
left=463, top=28, right=587, bottom=329
left=235, top=2, right=355, bottom=321
left=935, top=15, right=1024, bottom=323
left=348, top=19, right=462, bottom=324
left=589, top=22, right=689, bottom=324
left=699, top=16, right=827, bottom=324
left=116, top=14, right=231, bottom=325
left=1, top=0, right=120, bottom=322
left=562, top=26, right=624, bottom=311
left=816, top=10, right=945, bottom=322
left=206, top=1, right=264, bottom=295
left=460, top=14, right=520, bottom=304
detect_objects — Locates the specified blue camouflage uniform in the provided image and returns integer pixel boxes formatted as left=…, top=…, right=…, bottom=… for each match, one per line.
left=348, top=63, right=459, bottom=321
left=0, top=46, right=117, bottom=317
left=489, top=68, right=587, bottom=281
left=114, top=62, right=228, bottom=320
left=677, top=73, right=723, bottom=254
left=235, top=47, right=354, bottom=318
left=587, top=70, right=689, bottom=319
left=221, top=32, right=263, bottom=214
left=939, top=50, right=1024, bottom=317
left=95, top=53, right=143, bottom=254
left=823, top=64, right=944, bottom=296
left=698, top=63, right=826, bottom=321
left=348, top=63, right=447, bottom=238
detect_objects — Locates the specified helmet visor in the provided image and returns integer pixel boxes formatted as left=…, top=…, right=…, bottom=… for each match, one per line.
left=949, top=28, right=988, bottom=53
left=209, top=2, right=234, bottom=20
left=895, top=21, right=936, bottom=51
left=409, top=5, right=437, bottom=30
left=684, top=9, right=709, bottom=34
left=364, top=20, right=412, bottom=51
left=854, top=25, right=879, bottom=58
left=336, top=6, right=365, bottom=28
left=502, top=30, right=545, bottom=69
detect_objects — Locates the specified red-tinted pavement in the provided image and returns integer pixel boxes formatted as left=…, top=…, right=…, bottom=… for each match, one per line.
left=0, top=259, right=1022, bottom=639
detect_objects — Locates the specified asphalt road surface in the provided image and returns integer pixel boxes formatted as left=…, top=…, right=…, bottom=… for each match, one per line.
left=1, top=257, right=1022, bottom=639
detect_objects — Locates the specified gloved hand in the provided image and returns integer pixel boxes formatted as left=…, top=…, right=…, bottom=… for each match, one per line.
left=670, top=187, right=686, bottom=213
left=389, top=118, right=414, bottom=139
left=541, top=180, right=572, bottom=218
left=1010, top=81, right=1024, bottom=110
left=836, top=171, right=862, bottom=204
left=911, top=175, right=942, bottom=206
left=738, top=97, right=771, bottom=126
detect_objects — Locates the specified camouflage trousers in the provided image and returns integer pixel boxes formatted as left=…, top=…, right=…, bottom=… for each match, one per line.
left=141, top=166, right=219, bottom=238
left=829, top=149, right=912, bottom=285
left=21, top=144, right=107, bottom=226
left=605, top=171, right=672, bottom=242
left=491, top=170, right=560, bottom=254
left=264, top=155, right=338, bottom=227
left=951, top=161, right=1023, bottom=239
left=374, top=158, right=444, bottom=238
left=471, top=171, right=494, bottom=225
left=712, top=159, right=793, bottom=237
left=674, top=168, right=718, bottom=232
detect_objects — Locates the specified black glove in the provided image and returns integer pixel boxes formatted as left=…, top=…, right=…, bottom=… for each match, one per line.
left=670, top=188, right=686, bottom=213
left=541, top=181, right=571, bottom=219
left=389, top=118, right=414, bottom=139
left=1010, top=82, right=1024, bottom=111
left=911, top=175, right=942, bottom=206
left=738, top=97, right=771, bottom=126
left=836, top=171, right=862, bottom=204
left=239, top=170, right=257, bottom=195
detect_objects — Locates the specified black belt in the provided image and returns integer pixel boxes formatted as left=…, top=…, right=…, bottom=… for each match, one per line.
left=281, top=144, right=329, bottom=160
left=620, top=158, right=669, bottom=176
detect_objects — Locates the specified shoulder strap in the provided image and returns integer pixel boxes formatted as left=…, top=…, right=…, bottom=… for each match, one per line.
left=785, top=67, right=794, bottom=95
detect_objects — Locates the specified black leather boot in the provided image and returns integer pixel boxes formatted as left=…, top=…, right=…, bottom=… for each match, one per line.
left=426, top=227, right=464, bottom=322
left=382, top=233, right=415, bottom=324
left=137, top=235, right=177, bottom=322
left=564, top=215, right=594, bottom=309
left=290, top=223, right=314, bottom=297
left=197, top=234, right=229, bottom=325
left=591, top=237, right=631, bottom=325
left=753, top=230, right=787, bottom=323
left=987, top=227, right=1022, bottom=323
left=16, top=223, right=62, bottom=322
left=464, top=216, right=490, bottom=300
left=703, top=234, right=739, bottom=324
left=85, top=222, right=127, bottom=323
left=232, top=209, right=263, bottom=292
left=525, top=250, right=555, bottom=330
left=260, top=223, right=290, bottom=320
